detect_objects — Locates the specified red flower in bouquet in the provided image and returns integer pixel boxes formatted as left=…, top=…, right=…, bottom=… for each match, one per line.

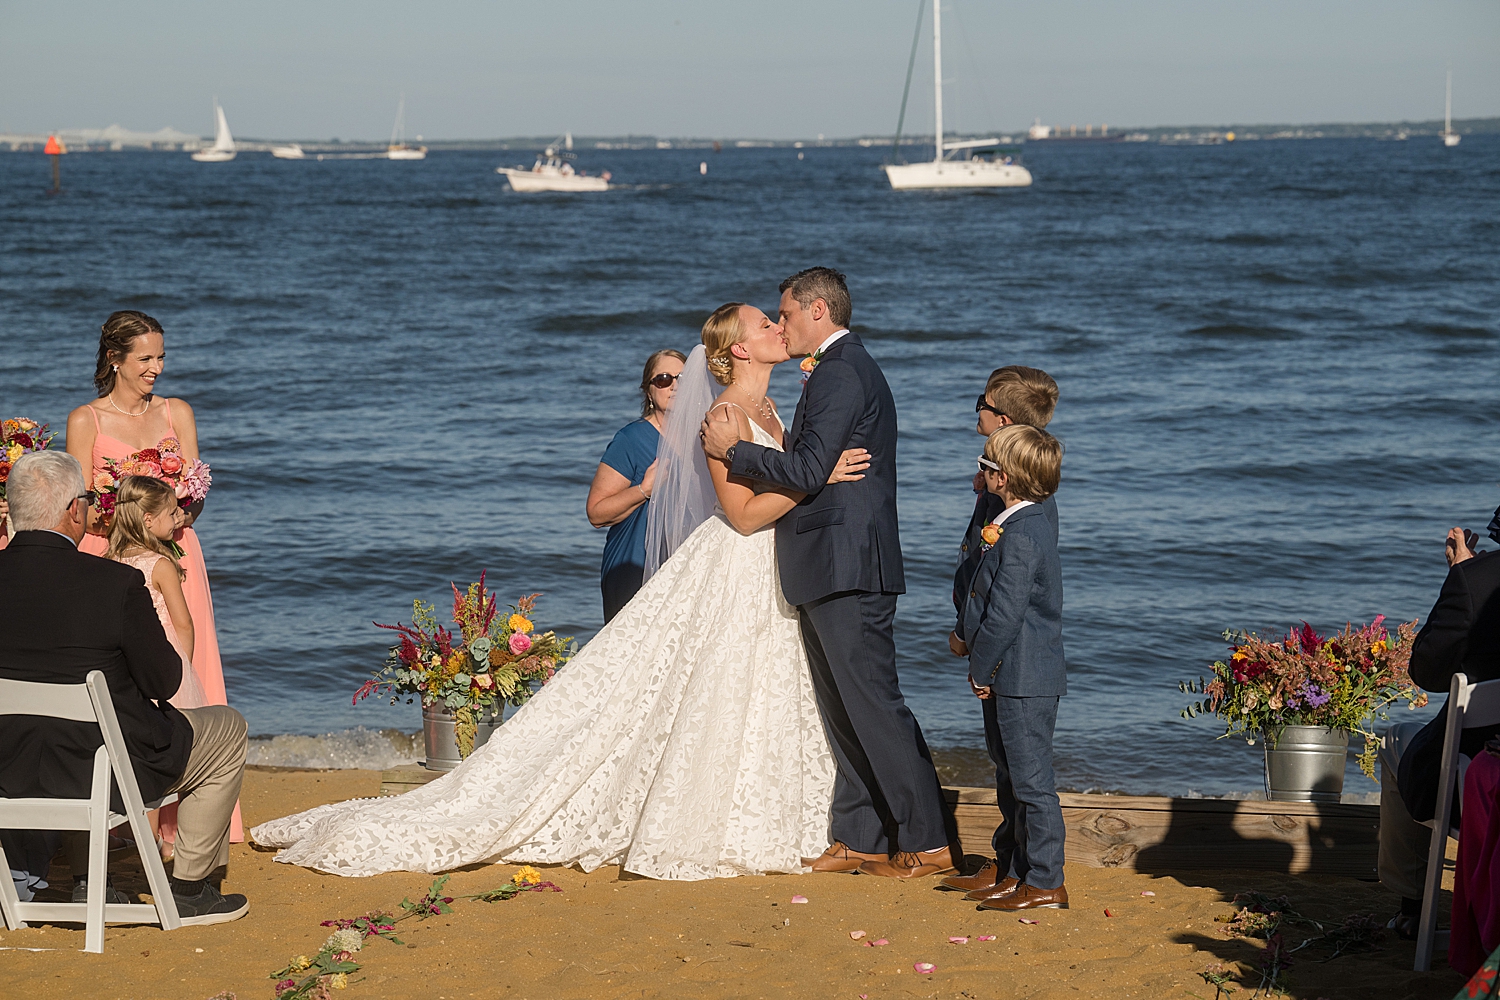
left=1, top=416, right=57, bottom=498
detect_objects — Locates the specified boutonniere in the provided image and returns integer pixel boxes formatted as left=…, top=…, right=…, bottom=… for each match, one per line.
left=980, top=523, right=1003, bottom=550
left=799, top=347, right=828, bottom=386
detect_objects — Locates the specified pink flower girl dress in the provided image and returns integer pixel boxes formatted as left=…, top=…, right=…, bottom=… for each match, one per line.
left=118, top=551, right=208, bottom=710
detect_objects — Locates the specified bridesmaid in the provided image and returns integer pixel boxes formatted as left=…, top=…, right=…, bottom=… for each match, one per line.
left=66, top=310, right=243, bottom=843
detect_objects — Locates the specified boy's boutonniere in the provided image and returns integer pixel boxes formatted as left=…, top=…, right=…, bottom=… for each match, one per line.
left=980, top=523, right=1003, bottom=550
left=799, top=346, right=829, bottom=387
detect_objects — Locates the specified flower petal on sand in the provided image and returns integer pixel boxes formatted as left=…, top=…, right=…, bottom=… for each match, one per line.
left=1018, top=918, right=1039, bottom=925
left=872, top=938, right=889, bottom=946
left=1104, top=909, right=1114, bottom=917
left=977, top=935, right=996, bottom=941
left=849, top=930, right=866, bottom=940
left=1141, top=890, right=1156, bottom=897
left=914, top=962, right=936, bottom=974
left=949, top=936, right=968, bottom=944
left=790, top=895, right=808, bottom=904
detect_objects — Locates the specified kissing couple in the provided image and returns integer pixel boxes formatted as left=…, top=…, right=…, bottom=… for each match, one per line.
left=253, top=267, right=955, bottom=882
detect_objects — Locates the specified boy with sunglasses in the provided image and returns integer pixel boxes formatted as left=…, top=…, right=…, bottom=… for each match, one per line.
left=943, top=365, right=1060, bottom=897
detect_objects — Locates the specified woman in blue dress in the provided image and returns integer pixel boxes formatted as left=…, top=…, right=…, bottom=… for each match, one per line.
left=586, top=349, right=686, bottom=621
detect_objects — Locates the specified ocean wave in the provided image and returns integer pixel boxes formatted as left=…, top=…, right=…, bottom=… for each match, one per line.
left=247, top=727, right=421, bottom=770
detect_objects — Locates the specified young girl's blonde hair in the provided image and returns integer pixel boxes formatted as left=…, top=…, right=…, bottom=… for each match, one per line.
left=106, top=476, right=185, bottom=579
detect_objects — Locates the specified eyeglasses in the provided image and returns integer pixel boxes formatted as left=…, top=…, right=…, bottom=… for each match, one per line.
left=649, top=373, right=680, bottom=389
left=977, top=456, right=1001, bottom=473
left=975, top=395, right=1006, bottom=419
left=75, top=491, right=98, bottom=507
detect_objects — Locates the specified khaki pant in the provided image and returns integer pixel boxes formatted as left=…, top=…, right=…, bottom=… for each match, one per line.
left=1379, top=721, right=1433, bottom=901
left=68, top=705, right=248, bottom=884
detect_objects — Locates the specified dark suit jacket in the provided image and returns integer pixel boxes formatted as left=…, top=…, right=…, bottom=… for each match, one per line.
left=957, top=503, right=1066, bottom=698
left=954, top=491, right=1058, bottom=629
left=0, top=531, right=192, bottom=809
left=728, top=333, right=905, bottom=606
left=1397, top=548, right=1500, bottom=823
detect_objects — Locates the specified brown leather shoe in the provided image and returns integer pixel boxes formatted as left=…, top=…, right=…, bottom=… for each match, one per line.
left=802, top=842, right=889, bottom=873
left=857, top=846, right=956, bottom=879
left=977, top=882, right=1069, bottom=910
left=963, top=877, right=1021, bottom=903
left=939, top=858, right=1002, bottom=893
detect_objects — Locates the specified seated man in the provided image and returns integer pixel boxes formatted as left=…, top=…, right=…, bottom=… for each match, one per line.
left=0, top=451, right=249, bottom=924
left=1380, top=513, right=1500, bottom=937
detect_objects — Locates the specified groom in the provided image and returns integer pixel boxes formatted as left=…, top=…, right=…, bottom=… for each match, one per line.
left=701, top=267, right=953, bottom=878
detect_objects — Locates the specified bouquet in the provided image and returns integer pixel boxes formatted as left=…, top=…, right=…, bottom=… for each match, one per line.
left=1180, top=616, right=1426, bottom=777
left=91, top=436, right=211, bottom=524
left=357, top=573, right=575, bottom=757
left=0, top=417, right=56, bottom=499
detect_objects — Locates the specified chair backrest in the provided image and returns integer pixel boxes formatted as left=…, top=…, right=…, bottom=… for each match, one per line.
left=0, top=676, right=96, bottom=721
left=1457, top=674, right=1500, bottom=730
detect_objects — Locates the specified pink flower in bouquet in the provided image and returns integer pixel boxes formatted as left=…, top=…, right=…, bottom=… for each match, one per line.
left=175, top=459, right=212, bottom=502
left=509, top=632, right=533, bottom=655
left=474, top=673, right=494, bottom=690
left=159, top=452, right=184, bottom=475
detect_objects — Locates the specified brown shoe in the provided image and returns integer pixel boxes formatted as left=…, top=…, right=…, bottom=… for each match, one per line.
left=964, top=877, right=1021, bottom=903
left=939, top=858, right=1002, bottom=893
left=857, top=847, right=956, bottom=879
left=977, top=882, right=1069, bottom=911
left=802, top=842, right=889, bottom=873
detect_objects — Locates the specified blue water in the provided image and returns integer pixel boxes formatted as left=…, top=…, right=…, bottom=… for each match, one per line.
left=3, top=138, right=1496, bottom=797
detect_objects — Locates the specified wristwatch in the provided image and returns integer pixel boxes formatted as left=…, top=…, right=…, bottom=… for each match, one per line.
left=724, top=443, right=737, bottom=464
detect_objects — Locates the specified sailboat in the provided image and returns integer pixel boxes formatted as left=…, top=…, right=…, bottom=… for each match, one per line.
left=388, top=95, right=428, bottom=160
left=1442, top=69, right=1461, bottom=147
left=190, top=101, right=236, bottom=162
left=882, top=0, right=1031, bottom=190
left=497, top=133, right=611, bottom=192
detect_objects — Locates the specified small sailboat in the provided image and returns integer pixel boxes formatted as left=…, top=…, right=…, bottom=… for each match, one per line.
left=882, top=0, right=1031, bottom=190
left=1442, top=69, right=1461, bottom=147
left=497, top=133, right=611, bottom=192
left=270, top=143, right=306, bottom=159
left=190, top=101, right=236, bottom=162
left=387, top=95, right=427, bottom=160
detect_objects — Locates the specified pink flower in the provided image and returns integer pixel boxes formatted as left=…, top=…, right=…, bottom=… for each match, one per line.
left=914, top=962, right=936, bottom=974
left=509, top=632, right=532, bottom=655
left=474, top=673, right=494, bottom=690
left=159, top=452, right=184, bottom=475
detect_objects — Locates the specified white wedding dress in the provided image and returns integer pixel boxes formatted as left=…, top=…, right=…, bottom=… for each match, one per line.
left=251, top=418, right=835, bottom=880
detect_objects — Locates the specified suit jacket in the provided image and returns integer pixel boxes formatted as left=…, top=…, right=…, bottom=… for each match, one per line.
left=1398, top=548, right=1500, bottom=823
left=957, top=503, right=1066, bottom=698
left=954, top=491, right=1058, bottom=630
left=728, top=333, right=905, bottom=606
left=0, top=531, right=192, bottom=810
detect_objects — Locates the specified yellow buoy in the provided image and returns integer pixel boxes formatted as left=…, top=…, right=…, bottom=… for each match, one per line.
left=1225, top=131, right=1236, bottom=142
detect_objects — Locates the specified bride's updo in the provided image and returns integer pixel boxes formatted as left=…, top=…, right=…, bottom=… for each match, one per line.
left=701, top=302, right=746, bottom=386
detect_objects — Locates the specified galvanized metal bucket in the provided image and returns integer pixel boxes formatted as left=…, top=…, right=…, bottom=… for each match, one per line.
left=422, top=703, right=504, bottom=771
left=1263, top=725, right=1349, bottom=803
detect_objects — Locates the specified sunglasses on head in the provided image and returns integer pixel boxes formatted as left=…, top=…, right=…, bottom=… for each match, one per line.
left=649, top=373, right=680, bottom=389
left=975, top=395, right=1006, bottom=419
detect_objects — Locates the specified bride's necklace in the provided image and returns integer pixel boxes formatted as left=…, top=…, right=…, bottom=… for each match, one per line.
left=109, top=392, right=152, bottom=416
left=735, top=385, right=775, bottom=423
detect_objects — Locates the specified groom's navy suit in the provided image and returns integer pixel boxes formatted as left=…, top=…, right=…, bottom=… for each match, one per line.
left=729, top=332, right=948, bottom=856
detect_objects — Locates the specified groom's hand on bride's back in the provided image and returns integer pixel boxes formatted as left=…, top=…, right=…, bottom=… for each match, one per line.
left=828, top=448, right=870, bottom=484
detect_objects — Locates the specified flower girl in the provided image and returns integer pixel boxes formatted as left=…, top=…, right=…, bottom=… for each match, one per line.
left=105, top=475, right=207, bottom=710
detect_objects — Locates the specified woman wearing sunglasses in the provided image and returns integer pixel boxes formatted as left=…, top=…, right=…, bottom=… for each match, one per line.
left=587, top=348, right=688, bottom=621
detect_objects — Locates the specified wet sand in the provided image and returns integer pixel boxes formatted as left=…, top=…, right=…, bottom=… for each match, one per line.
left=0, top=768, right=1467, bottom=1000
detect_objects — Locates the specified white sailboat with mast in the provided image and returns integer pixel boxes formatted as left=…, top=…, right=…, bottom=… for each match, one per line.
left=1442, top=68, right=1461, bottom=147
left=882, top=0, right=1031, bottom=190
left=388, top=95, right=428, bottom=160
left=190, top=100, right=236, bottom=162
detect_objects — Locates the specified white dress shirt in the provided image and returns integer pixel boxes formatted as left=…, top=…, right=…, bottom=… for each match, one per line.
left=813, top=329, right=850, bottom=355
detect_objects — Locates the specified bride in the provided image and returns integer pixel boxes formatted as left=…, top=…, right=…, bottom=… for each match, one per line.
left=251, top=303, right=872, bottom=880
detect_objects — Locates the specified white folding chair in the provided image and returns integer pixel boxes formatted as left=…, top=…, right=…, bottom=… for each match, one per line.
left=0, top=670, right=181, bottom=953
left=1414, top=672, right=1500, bottom=971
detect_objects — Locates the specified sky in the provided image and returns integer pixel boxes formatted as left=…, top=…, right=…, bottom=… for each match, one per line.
left=2, top=1, right=1497, bottom=140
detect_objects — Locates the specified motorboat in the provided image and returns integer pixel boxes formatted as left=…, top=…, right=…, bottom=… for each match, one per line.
left=881, top=0, right=1031, bottom=190
left=387, top=95, right=427, bottom=160
left=1442, top=69, right=1461, bottom=147
left=190, top=101, right=236, bottom=162
left=497, top=134, right=610, bottom=192
left=270, top=143, right=306, bottom=159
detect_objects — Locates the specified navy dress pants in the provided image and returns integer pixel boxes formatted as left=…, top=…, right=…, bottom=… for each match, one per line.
left=983, top=694, right=1065, bottom=889
left=799, top=590, right=948, bottom=856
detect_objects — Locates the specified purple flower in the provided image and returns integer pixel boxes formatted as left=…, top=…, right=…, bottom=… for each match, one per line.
left=1301, top=683, right=1331, bottom=708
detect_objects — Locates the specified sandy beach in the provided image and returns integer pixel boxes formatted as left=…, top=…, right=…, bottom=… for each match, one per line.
left=0, top=767, right=1469, bottom=1000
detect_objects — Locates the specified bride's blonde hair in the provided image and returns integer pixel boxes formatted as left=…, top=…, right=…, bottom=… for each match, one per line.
left=105, top=476, right=185, bottom=579
left=701, top=303, right=746, bottom=386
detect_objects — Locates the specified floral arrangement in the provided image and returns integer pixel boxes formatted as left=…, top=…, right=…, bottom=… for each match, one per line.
left=357, top=574, right=575, bottom=757
left=91, top=436, right=212, bottom=524
left=0, top=417, right=56, bottom=498
left=268, top=870, right=560, bottom=999
left=1180, top=616, right=1425, bottom=777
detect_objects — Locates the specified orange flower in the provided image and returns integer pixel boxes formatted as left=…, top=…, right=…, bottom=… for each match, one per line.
left=980, top=524, right=1003, bottom=547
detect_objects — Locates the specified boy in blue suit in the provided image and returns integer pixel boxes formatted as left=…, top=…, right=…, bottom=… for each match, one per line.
left=949, top=424, right=1068, bottom=910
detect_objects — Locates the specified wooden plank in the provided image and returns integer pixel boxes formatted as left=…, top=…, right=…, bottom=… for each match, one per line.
left=380, top=762, right=443, bottom=797
left=943, top=786, right=1378, bottom=878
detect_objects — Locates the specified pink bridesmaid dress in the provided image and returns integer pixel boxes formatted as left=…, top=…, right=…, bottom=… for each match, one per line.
left=81, top=404, right=243, bottom=843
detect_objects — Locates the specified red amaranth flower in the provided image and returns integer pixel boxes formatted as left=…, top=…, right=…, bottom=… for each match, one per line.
left=1296, top=622, right=1323, bottom=656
